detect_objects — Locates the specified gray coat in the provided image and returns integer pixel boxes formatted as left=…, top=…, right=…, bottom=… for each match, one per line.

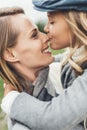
left=9, top=59, right=87, bottom=130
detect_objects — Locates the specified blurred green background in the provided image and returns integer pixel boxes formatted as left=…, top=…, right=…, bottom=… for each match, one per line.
left=0, top=79, right=8, bottom=130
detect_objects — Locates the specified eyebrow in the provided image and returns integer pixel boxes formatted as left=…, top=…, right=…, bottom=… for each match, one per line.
left=27, top=27, right=38, bottom=37
left=47, top=12, right=54, bottom=17
left=31, top=27, right=38, bottom=33
left=47, top=11, right=59, bottom=18
left=47, top=13, right=51, bottom=17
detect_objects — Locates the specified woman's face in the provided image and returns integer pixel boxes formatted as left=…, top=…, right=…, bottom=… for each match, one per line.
left=10, top=14, right=54, bottom=70
left=44, top=11, right=74, bottom=50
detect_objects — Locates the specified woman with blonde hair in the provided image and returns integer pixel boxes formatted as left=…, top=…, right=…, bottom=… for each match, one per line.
left=0, top=6, right=59, bottom=130
left=1, top=0, right=87, bottom=130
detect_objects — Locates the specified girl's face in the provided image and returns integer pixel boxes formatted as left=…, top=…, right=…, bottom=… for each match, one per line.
left=10, top=14, right=54, bottom=71
left=44, top=11, right=74, bottom=50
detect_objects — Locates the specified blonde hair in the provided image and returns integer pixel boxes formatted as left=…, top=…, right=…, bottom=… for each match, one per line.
left=63, top=11, right=87, bottom=74
left=0, top=7, right=33, bottom=93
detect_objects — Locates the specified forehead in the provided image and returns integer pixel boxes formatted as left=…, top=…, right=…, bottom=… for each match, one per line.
left=47, top=11, right=59, bottom=17
left=47, top=11, right=64, bottom=18
left=10, top=14, right=36, bottom=33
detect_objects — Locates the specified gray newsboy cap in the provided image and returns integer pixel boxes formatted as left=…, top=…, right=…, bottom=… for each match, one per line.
left=32, top=0, right=87, bottom=12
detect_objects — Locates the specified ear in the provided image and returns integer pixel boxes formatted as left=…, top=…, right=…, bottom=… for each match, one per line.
left=3, top=48, right=19, bottom=63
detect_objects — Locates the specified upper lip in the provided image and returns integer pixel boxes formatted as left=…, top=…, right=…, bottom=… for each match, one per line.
left=42, top=46, right=49, bottom=52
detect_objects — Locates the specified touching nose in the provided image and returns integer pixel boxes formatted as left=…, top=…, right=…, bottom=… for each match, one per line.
left=44, top=24, right=49, bottom=34
left=44, top=34, right=50, bottom=44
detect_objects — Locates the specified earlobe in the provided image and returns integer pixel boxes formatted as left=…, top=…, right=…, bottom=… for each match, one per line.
left=3, top=49, right=19, bottom=62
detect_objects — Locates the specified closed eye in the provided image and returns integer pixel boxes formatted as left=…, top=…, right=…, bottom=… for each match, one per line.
left=50, top=21, right=54, bottom=24
left=31, top=28, right=39, bottom=39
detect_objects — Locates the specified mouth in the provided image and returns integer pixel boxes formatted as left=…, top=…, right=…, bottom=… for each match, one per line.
left=42, top=46, right=51, bottom=54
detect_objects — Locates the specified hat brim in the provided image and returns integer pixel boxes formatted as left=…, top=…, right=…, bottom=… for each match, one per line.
left=33, top=5, right=87, bottom=13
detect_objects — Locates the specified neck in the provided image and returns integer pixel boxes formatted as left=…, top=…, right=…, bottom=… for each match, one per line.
left=14, top=63, right=40, bottom=82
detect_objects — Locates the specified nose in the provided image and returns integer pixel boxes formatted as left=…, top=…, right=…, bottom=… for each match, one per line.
left=41, top=32, right=50, bottom=44
left=44, top=24, right=49, bottom=34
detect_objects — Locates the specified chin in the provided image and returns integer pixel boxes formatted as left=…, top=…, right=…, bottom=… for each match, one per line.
left=47, top=58, right=54, bottom=65
left=50, top=43, right=58, bottom=50
left=50, top=44, right=63, bottom=50
left=51, top=46, right=60, bottom=50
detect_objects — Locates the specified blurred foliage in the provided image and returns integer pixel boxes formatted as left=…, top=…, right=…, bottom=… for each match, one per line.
left=36, top=20, right=46, bottom=33
left=0, top=78, right=7, bottom=130
left=50, top=48, right=65, bottom=55
left=0, top=78, right=4, bottom=112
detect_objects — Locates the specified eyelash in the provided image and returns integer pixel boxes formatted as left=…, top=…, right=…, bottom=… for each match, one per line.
left=50, top=21, right=54, bottom=24
left=32, top=32, right=38, bottom=39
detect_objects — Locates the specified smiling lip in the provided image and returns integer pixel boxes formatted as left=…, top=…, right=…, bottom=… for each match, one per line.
left=42, top=46, right=51, bottom=54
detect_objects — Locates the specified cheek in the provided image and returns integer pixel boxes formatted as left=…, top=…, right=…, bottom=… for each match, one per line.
left=50, top=30, right=70, bottom=49
left=50, top=26, right=56, bottom=35
left=54, top=25, right=70, bottom=43
left=19, top=52, right=40, bottom=68
left=50, top=25, right=63, bottom=40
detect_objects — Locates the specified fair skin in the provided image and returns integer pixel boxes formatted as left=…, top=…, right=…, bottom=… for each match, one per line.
left=44, top=11, right=74, bottom=50
left=4, top=11, right=74, bottom=94
left=2, top=9, right=87, bottom=130
left=4, top=13, right=54, bottom=94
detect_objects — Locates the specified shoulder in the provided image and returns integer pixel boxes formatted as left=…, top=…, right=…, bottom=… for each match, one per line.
left=61, top=63, right=87, bottom=89
left=77, top=69, right=87, bottom=81
left=12, top=123, right=30, bottom=130
left=68, top=69, right=87, bottom=90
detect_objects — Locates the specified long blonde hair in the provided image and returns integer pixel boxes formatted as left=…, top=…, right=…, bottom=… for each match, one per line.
left=0, top=7, right=33, bottom=93
left=63, top=11, right=87, bottom=74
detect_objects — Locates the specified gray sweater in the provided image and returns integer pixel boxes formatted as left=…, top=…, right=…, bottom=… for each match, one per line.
left=9, top=60, right=87, bottom=130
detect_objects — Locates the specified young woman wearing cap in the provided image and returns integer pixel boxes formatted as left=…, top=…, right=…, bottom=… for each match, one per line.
left=1, top=0, right=87, bottom=130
